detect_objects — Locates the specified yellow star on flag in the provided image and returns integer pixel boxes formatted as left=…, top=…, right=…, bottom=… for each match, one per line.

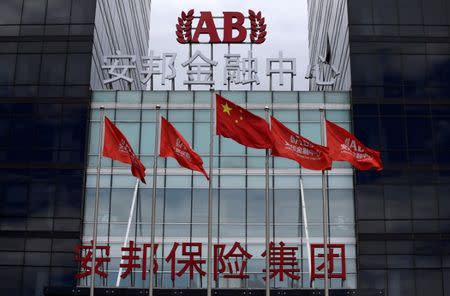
left=222, top=103, right=232, bottom=115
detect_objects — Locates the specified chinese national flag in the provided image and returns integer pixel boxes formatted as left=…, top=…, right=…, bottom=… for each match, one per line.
left=216, top=94, right=273, bottom=149
left=326, top=120, right=383, bottom=171
left=102, top=117, right=146, bottom=183
left=271, top=116, right=332, bottom=171
left=159, top=117, right=209, bottom=180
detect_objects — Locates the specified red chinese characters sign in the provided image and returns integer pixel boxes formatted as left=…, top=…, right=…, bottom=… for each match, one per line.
left=75, top=241, right=346, bottom=283
left=176, top=10, right=267, bottom=44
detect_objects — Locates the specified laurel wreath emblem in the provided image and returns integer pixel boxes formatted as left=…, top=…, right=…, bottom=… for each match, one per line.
left=249, top=10, right=267, bottom=44
left=176, top=9, right=194, bottom=44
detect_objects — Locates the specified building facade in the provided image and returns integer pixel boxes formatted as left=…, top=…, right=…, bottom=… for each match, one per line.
left=0, top=0, right=449, bottom=296
left=0, top=1, right=96, bottom=296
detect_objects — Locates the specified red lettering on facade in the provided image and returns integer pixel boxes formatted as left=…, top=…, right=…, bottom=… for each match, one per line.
left=261, top=241, right=301, bottom=281
left=166, top=242, right=206, bottom=281
left=310, top=243, right=346, bottom=282
left=214, top=242, right=253, bottom=280
left=74, top=241, right=111, bottom=279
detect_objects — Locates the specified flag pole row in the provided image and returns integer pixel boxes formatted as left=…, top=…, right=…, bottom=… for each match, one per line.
left=89, top=94, right=383, bottom=295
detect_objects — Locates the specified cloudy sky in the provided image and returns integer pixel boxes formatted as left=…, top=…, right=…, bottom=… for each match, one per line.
left=148, top=0, right=309, bottom=91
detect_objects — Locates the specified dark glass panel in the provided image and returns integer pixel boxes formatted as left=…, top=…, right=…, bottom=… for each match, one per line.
left=348, top=0, right=373, bottom=25
left=46, top=0, right=71, bottom=24
left=398, top=0, right=423, bottom=25
left=355, top=185, right=384, bottom=219
left=406, top=117, right=432, bottom=150
left=55, top=181, right=82, bottom=218
left=0, top=0, right=23, bottom=25
left=353, top=117, right=380, bottom=149
left=40, top=54, right=67, bottom=84
left=50, top=267, right=77, bottom=287
left=351, top=54, right=381, bottom=85
left=21, top=0, right=46, bottom=24
left=373, top=0, right=398, bottom=24
left=70, top=0, right=97, bottom=23
left=380, top=117, right=406, bottom=149
left=423, top=0, right=447, bottom=25
left=15, top=54, right=41, bottom=84
left=65, top=53, right=92, bottom=84
left=358, top=270, right=386, bottom=290
left=384, top=185, right=411, bottom=219
left=33, top=117, right=61, bottom=149
left=427, top=55, right=450, bottom=87
left=25, top=238, right=51, bottom=251
left=1, top=183, right=28, bottom=216
left=411, top=186, right=438, bottom=219
left=22, top=267, right=49, bottom=296
left=416, top=270, right=443, bottom=296
left=380, top=104, right=404, bottom=116
left=353, top=104, right=378, bottom=116
left=0, top=266, right=22, bottom=296
left=359, top=241, right=386, bottom=254
left=437, top=185, right=450, bottom=219
left=388, top=270, right=415, bottom=295
left=403, top=55, right=427, bottom=85
left=0, top=54, right=17, bottom=84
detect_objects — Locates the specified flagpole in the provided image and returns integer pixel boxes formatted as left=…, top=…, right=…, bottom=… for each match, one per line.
left=320, top=108, right=330, bottom=296
left=116, top=178, right=140, bottom=287
left=207, top=90, right=214, bottom=296
left=90, top=106, right=105, bottom=296
left=149, top=105, right=161, bottom=296
left=264, top=106, right=270, bottom=296
left=299, top=174, right=313, bottom=287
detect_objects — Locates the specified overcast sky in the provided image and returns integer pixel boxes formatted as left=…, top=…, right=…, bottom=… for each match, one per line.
left=148, top=0, right=309, bottom=91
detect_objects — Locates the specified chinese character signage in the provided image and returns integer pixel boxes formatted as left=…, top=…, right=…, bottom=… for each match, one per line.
left=75, top=240, right=347, bottom=284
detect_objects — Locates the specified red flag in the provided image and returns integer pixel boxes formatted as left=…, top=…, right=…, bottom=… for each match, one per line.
left=271, top=116, right=332, bottom=171
left=326, top=120, right=383, bottom=171
left=102, top=117, right=146, bottom=183
left=159, top=117, right=209, bottom=180
left=216, top=94, right=273, bottom=149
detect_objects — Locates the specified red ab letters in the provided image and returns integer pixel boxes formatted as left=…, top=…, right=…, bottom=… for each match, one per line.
left=176, top=10, right=267, bottom=44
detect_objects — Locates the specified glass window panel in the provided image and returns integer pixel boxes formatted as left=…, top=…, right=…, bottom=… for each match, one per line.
left=0, top=1, right=23, bottom=25
left=220, top=189, right=245, bottom=223
left=220, top=156, right=245, bottom=168
left=169, top=91, right=193, bottom=104
left=117, top=91, right=141, bottom=103
left=46, top=0, right=71, bottom=23
left=40, top=54, right=66, bottom=84
left=220, top=176, right=245, bottom=188
left=194, top=91, right=211, bottom=104
left=116, top=109, right=141, bottom=121
left=411, top=186, right=438, bottom=219
left=329, top=189, right=354, bottom=224
left=166, top=176, right=191, bottom=188
left=219, top=91, right=245, bottom=104
left=299, top=92, right=324, bottom=103
left=165, top=189, right=191, bottom=223
left=116, top=122, right=140, bottom=150
left=194, top=123, right=209, bottom=154
left=300, top=123, right=321, bottom=144
left=274, top=157, right=297, bottom=168
left=140, top=122, right=155, bottom=154
left=171, top=122, right=192, bottom=143
left=168, top=110, right=192, bottom=122
left=326, top=110, right=350, bottom=122
left=272, top=110, right=298, bottom=122
left=325, top=92, right=350, bottom=104
left=303, top=189, right=323, bottom=223
left=110, top=189, right=134, bottom=222
left=274, top=176, right=299, bottom=189
left=221, top=138, right=245, bottom=155
left=142, top=91, right=167, bottom=104
left=274, top=189, right=299, bottom=223
left=65, top=53, right=91, bottom=84
left=300, top=110, right=320, bottom=121
left=22, top=0, right=46, bottom=24
left=194, top=109, right=210, bottom=121
left=248, top=190, right=265, bottom=223
left=273, top=92, right=298, bottom=104
left=247, top=91, right=271, bottom=104
left=15, top=54, right=41, bottom=84
left=328, top=175, right=353, bottom=189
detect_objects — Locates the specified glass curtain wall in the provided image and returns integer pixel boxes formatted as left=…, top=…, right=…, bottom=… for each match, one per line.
left=80, top=90, right=356, bottom=289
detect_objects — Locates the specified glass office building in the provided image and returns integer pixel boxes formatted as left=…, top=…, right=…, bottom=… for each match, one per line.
left=79, top=90, right=355, bottom=289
